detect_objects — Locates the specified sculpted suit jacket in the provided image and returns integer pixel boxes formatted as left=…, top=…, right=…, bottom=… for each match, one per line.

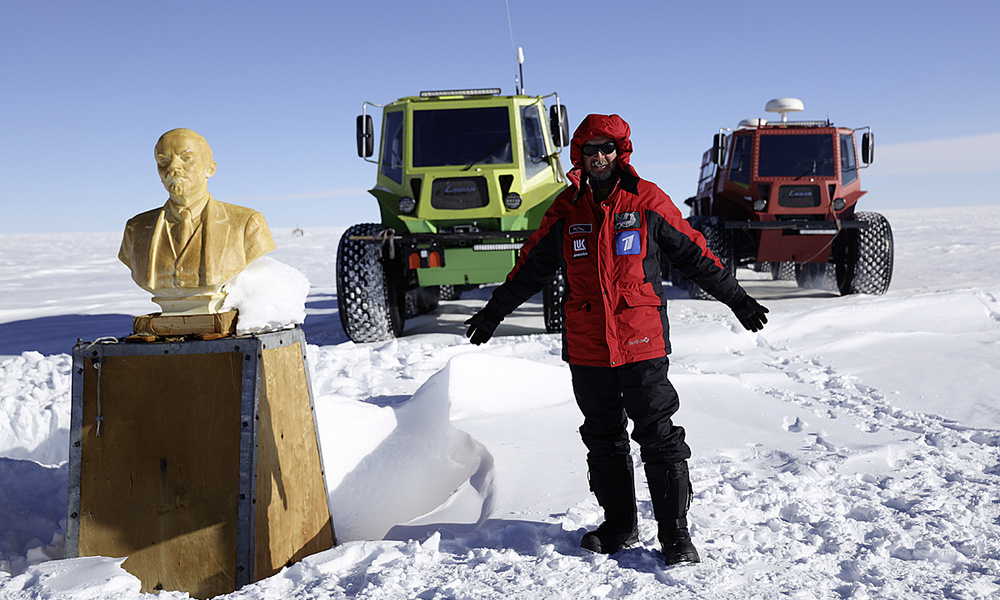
left=119, top=196, right=276, bottom=291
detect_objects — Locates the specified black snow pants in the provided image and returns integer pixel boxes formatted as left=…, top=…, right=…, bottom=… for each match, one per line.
left=569, top=356, right=691, bottom=464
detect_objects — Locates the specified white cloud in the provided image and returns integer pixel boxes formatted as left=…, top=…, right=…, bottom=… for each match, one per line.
left=871, top=132, right=1000, bottom=176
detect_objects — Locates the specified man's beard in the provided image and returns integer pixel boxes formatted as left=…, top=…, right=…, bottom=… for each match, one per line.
left=588, top=160, right=614, bottom=182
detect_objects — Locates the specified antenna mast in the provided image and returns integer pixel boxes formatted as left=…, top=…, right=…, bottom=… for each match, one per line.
left=505, top=0, right=523, bottom=94
left=517, top=47, right=525, bottom=94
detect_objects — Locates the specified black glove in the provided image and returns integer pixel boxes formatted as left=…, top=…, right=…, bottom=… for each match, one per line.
left=465, top=303, right=504, bottom=345
left=732, top=295, right=769, bottom=332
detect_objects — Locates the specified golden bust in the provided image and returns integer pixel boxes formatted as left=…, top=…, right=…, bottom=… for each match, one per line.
left=119, top=129, right=276, bottom=315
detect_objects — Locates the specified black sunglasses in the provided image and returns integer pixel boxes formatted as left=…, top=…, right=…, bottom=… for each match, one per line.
left=581, top=141, right=617, bottom=157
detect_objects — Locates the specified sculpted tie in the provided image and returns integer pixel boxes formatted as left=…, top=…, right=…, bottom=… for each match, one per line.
left=172, top=208, right=199, bottom=287
left=174, top=208, right=193, bottom=251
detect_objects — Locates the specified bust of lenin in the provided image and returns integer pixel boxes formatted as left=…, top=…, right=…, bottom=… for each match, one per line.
left=119, top=129, right=276, bottom=315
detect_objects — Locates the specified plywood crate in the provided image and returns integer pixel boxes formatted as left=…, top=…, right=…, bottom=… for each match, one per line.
left=66, top=327, right=335, bottom=598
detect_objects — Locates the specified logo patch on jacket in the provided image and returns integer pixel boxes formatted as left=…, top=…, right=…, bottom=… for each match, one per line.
left=615, top=230, right=641, bottom=256
left=568, top=223, right=592, bottom=235
left=572, top=237, right=589, bottom=258
left=614, top=211, right=640, bottom=230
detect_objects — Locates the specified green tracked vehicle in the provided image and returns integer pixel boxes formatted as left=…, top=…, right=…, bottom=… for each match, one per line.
left=337, top=87, right=570, bottom=342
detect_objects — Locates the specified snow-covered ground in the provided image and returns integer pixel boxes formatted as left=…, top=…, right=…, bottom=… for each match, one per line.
left=0, top=206, right=998, bottom=599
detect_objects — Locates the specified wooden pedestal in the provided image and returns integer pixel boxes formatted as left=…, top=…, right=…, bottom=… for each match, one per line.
left=66, top=327, right=335, bottom=598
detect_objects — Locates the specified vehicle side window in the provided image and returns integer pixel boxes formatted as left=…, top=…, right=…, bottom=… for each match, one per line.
left=840, top=134, right=858, bottom=185
left=728, top=135, right=752, bottom=186
left=697, top=150, right=716, bottom=197
left=381, top=111, right=404, bottom=183
left=521, top=105, right=548, bottom=179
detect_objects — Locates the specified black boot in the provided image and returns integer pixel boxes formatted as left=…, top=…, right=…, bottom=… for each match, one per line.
left=580, top=455, right=639, bottom=554
left=659, top=527, right=700, bottom=565
left=645, top=460, right=701, bottom=565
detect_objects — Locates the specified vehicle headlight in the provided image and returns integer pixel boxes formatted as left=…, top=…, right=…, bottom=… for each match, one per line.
left=753, top=198, right=768, bottom=212
left=504, top=192, right=522, bottom=210
left=832, top=198, right=846, bottom=211
left=398, top=197, right=416, bottom=214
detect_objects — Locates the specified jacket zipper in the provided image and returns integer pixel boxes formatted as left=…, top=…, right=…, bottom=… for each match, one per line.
left=595, top=192, right=621, bottom=367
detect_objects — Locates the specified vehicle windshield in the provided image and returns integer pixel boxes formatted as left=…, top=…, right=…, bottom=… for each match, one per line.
left=412, top=107, right=513, bottom=168
left=758, top=134, right=836, bottom=178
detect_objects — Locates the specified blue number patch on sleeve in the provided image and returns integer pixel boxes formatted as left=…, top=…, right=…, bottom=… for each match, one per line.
left=615, top=230, right=641, bottom=256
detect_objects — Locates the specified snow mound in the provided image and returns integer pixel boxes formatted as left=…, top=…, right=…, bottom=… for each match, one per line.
left=323, top=354, right=497, bottom=542
left=0, top=556, right=180, bottom=600
left=222, top=256, right=310, bottom=334
left=0, top=352, right=71, bottom=466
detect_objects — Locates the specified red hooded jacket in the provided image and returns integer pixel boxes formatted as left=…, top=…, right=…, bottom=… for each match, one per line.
left=488, top=114, right=747, bottom=367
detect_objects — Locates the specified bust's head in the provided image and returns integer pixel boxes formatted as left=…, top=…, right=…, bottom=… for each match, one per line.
left=155, top=129, right=216, bottom=208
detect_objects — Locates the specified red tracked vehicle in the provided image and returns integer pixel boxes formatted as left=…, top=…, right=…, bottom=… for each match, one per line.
left=680, top=98, right=892, bottom=297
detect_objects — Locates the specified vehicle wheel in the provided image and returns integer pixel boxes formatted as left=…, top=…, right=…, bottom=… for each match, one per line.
left=410, top=286, right=441, bottom=316
left=794, top=262, right=835, bottom=290
left=404, top=289, right=419, bottom=319
left=336, top=223, right=404, bottom=342
left=543, top=268, right=566, bottom=333
left=660, top=251, right=678, bottom=286
left=771, top=262, right=795, bottom=281
left=834, top=211, right=894, bottom=295
left=660, top=249, right=689, bottom=292
left=668, top=266, right=688, bottom=291
left=439, top=284, right=463, bottom=301
left=686, top=216, right=734, bottom=300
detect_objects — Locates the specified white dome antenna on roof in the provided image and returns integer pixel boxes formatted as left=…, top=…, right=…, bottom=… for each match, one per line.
left=765, top=97, right=805, bottom=122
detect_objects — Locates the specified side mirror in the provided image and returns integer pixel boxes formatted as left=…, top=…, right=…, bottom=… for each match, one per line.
left=550, top=104, right=569, bottom=147
left=357, top=115, right=374, bottom=158
left=712, top=133, right=728, bottom=167
left=861, top=131, right=874, bottom=165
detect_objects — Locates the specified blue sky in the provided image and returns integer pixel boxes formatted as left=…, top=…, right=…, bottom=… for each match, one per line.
left=2, top=0, right=997, bottom=234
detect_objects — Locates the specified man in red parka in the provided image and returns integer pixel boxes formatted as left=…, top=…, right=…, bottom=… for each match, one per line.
left=465, top=114, right=768, bottom=565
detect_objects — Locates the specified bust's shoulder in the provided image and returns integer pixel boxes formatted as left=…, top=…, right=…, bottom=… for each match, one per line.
left=124, top=207, right=162, bottom=228
left=210, top=198, right=263, bottom=222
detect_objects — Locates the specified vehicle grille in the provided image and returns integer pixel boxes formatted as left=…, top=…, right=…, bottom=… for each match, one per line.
left=431, top=177, right=489, bottom=210
left=778, top=185, right=821, bottom=208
